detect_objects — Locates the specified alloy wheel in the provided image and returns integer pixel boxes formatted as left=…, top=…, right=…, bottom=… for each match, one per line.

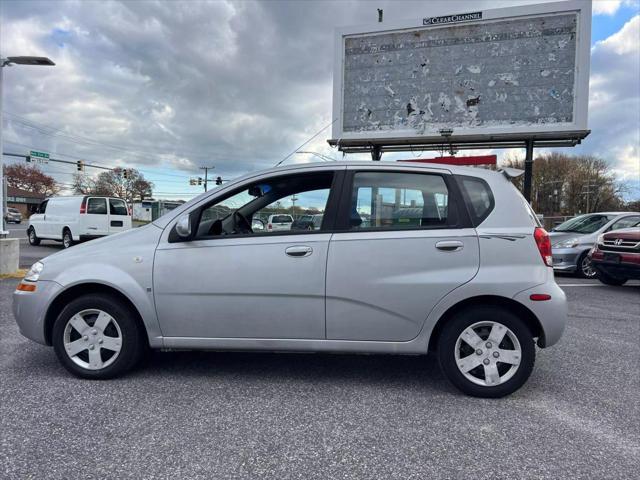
left=63, top=309, right=122, bottom=370
left=454, top=321, right=522, bottom=387
left=580, top=255, right=596, bottom=278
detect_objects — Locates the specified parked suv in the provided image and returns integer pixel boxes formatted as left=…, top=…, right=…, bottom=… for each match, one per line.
left=27, top=195, right=132, bottom=248
left=13, top=162, right=566, bottom=397
left=589, top=226, right=640, bottom=285
left=4, top=207, right=22, bottom=224
left=266, top=214, right=293, bottom=231
left=550, top=212, right=640, bottom=277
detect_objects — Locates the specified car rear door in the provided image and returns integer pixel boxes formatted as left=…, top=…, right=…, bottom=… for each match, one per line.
left=108, top=198, right=131, bottom=233
left=325, top=167, right=480, bottom=342
left=85, top=197, right=109, bottom=236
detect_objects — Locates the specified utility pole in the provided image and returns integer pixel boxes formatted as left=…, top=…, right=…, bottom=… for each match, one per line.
left=200, top=166, right=214, bottom=192
left=1, top=56, right=55, bottom=235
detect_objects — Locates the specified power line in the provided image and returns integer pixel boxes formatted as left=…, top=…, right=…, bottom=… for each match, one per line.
left=275, top=118, right=337, bottom=167
left=4, top=111, right=211, bottom=162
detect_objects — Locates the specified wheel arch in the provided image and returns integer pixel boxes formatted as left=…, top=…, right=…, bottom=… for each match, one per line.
left=44, top=282, right=150, bottom=347
left=427, top=295, right=545, bottom=354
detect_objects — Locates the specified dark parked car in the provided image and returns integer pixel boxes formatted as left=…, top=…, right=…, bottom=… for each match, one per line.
left=590, top=226, right=640, bottom=285
left=291, top=214, right=323, bottom=230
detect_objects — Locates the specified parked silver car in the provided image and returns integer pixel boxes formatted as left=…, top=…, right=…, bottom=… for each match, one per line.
left=14, top=162, right=566, bottom=397
left=550, top=212, right=640, bottom=277
left=4, top=207, right=22, bottom=224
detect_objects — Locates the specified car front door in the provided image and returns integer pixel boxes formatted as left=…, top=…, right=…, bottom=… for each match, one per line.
left=153, top=169, right=341, bottom=340
left=325, top=168, right=480, bottom=342
left=85, top=197, right=109, bottom=236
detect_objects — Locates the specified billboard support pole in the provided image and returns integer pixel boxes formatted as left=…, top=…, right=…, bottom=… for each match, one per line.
left=523, top=139, right=534, bottom=203
left=371, top=145, right=382, bottom=161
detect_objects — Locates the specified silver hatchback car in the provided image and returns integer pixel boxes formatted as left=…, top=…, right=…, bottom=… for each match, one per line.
left=14, top=162, right=566, bottom=397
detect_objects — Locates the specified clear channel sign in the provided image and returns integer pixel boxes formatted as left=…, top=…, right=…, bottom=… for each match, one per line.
left=330, top=0, right=591, bottom=149
left=29, top=150, right=49, bottom=164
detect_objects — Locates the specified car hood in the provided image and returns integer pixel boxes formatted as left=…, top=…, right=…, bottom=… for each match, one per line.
left=36, top=223, right=163, bottom=276
left=549, top=231, right=596, bottom=245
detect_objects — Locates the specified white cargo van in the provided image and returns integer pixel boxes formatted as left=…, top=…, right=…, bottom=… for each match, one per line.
left=27, top=196, right=132, bottom=248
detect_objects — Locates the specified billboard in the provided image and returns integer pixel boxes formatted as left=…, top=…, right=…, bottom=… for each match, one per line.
left=330, top=1, right=591, bottom=147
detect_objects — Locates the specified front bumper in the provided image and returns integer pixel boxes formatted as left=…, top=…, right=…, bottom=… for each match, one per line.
left=13, top=280, right=63, bottom=345
left=551, top=247, right=585, bottom=272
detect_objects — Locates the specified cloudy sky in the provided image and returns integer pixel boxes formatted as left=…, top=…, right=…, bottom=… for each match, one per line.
left=1, top=0, right=638, bottom=200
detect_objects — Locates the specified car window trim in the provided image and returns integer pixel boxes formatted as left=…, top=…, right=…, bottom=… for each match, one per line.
left=333, top=169, right=471, bottom=232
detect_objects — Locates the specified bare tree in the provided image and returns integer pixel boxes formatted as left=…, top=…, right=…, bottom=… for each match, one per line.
left=72, top=167, right=153, bottom=203
left=503, top=153, right=625, bottom=215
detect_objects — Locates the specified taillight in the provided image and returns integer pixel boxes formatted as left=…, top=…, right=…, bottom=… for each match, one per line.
left=128, top=205, right=132, bottom=216
left=534, top=227, right=552, bottom=267
left=79, top=197, right=87, bottom=214
left=268, top=224, right=272, bottom=230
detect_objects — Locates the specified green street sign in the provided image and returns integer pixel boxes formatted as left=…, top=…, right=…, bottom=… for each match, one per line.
left=28, top=150, right=49, bottom=164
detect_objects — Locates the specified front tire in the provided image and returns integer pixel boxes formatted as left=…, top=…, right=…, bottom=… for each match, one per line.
left=52, top=294, right=145, bottom=379
left=577, top=252, right=596, bottom=278
left=437, top=306, right=535, bottom=398
left=596, top=270, right=627, bottom=286
left=28, top=227, right=41, bottom=246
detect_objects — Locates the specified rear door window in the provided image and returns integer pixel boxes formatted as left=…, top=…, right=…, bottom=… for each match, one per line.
left=347, top=171, right=457, bottom=230
left=109, top=199, right=128, bottom=216
left=272, top=215, right=292, bottom=223
left=456, top=176, right=495, bottom=227
left=87, top=198, right=107, bottom=215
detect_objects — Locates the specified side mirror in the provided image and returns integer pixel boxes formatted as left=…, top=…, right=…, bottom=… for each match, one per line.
left=175, top=213, right=192, bottom=239
left=252, top=219, right=265, bottom=231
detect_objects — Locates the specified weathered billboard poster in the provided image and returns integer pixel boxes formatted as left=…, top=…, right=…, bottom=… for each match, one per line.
left=331, top=1, right=591, bottom=144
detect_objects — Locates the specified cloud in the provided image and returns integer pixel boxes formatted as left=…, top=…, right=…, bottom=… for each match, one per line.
left=587, top=15, right=640, bottom=186
left=592, top=0, right=624, bottom=16
left=0, top=0, right=638, bottom=200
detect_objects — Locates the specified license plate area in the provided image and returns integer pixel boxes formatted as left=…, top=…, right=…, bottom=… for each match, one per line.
left=603, top=252, right=621, bottom=263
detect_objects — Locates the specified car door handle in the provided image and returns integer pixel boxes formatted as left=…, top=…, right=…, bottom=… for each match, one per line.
left=285, top=246, right=313, bottom=257
left=435, top=240, right=464, bottom=252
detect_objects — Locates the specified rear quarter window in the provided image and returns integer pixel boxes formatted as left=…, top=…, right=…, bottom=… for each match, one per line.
left=456, top=175, right=495, bottom=227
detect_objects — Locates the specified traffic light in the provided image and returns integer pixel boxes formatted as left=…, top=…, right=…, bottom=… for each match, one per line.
left=26, top=155, right=31, bottom=163
left=76, top=160, right=84, bottom=171
left=189, top=178, right=197, bottom=186
left=123, top=169, right=129, bottom=179
left=197, top=177, right=202, bottom=185
left=215, top=176, right=222, bottom=185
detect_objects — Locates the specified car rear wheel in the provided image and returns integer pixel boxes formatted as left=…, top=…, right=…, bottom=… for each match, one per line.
left=62, top=229, right=74, bottom=249
left=52, top=294, right=145, bottom=379
left=577, top=252, right=596, bottom=278
left=438, top=306, right=535, bottom=398
left=28, top=227, right=41, bottom=246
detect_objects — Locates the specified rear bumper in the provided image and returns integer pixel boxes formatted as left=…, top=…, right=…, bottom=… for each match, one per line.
left=513, top=279, right=567, bottom=348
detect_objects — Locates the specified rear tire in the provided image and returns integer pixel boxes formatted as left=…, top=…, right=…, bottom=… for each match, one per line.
left=437, top=306, right=535, bottom=398
left=52, top=294, right=145, bottom=379
left=62, top=228, right=74, bottom=249
left=28, top=227, right=41, bottom=246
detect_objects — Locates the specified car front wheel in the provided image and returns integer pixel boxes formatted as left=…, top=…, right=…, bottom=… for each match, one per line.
left=577, top=252, right=596, bottom=278
left=52, top=294, right=145, bottom=379
left=438, top=306, right=535, bottom=398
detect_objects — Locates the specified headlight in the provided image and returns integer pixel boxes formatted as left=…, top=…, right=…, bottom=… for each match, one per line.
left=24, top=262, right=44, bottom=282
left=553, top=238, right=579, bottom=248
left=596, top=234, right=605, bottom=245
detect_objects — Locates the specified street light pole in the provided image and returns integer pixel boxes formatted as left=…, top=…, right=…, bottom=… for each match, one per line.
left=0, top=56, right=55, bottom=235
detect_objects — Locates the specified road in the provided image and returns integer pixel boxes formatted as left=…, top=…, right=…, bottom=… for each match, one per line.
left=1, top=245, right=639, bottom=478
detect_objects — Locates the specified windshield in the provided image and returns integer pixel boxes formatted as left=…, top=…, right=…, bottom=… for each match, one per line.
left=553, top=214, right=615, bottom=234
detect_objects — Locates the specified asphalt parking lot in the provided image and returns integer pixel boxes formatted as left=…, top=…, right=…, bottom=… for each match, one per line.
left=1, top=233, right=639, bottom=479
